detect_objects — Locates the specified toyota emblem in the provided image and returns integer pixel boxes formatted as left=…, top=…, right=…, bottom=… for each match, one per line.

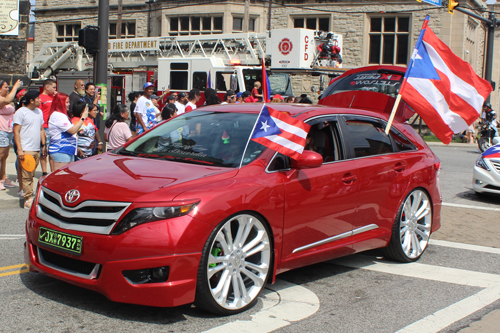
left=65, top=190, right=80, bottom=204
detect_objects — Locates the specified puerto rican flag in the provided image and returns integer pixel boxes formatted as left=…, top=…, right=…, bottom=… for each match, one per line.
left=251, top=105, right=310, bottom=159
left=482, top=145, right=500, bottom=159
left=400, top=15, right=493, bottom=144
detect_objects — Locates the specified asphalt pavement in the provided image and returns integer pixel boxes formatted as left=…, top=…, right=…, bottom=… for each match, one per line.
left=1, top=143, right=499, bottom=332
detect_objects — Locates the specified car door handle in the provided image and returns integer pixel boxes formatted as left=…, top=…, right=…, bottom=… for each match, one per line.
left=342, top=174, right=357, bottom=184
left=394, top=163, right=406, bottom=172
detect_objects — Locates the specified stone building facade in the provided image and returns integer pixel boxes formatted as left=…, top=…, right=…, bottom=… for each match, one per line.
left=31, top=0, right=499, bottom=107
left=0, top=0, right=31, bottom=85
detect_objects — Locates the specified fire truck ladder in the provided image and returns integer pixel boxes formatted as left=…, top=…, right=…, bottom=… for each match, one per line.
left=28, top=33, right=268, bottom=81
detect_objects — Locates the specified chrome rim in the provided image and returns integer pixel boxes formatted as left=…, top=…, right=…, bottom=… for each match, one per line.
left=207, top=214, right=271, bottom=310
left=399, top=190, right=432, bottom=259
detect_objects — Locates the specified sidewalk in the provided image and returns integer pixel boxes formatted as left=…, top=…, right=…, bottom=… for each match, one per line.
left=0, top=147, right=42, bottom=209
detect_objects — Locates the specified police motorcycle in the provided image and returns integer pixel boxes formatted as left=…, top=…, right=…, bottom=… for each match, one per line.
left=477, top=103, right=500, bottom=152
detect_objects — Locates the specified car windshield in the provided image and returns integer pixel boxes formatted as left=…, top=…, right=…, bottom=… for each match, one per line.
left=322, top=69, right=404, bottom=99
left=122, top=111, right=266, bottom=168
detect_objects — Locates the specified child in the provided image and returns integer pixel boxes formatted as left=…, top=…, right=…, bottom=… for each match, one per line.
left=251, top=81, right=263, bottom=102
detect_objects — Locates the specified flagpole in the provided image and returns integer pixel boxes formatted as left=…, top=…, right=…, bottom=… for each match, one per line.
left=239, top=104, right=266, bottom=168
left=384, top=15, right=430, bottom=135
left=385, top=93, right=402, bottom=135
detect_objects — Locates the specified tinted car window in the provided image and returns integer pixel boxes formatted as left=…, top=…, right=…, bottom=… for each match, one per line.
left=344, top=119, right=393, bottom=157
left=322, top=69, right=403, bottom=99
left=123, top=111, right=264, bottom=167
left=391, top=129, right=416, bottom=151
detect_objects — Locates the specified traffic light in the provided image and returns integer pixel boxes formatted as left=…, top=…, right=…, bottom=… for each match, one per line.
left=78, top=26, right=99, bottom=54
left=448, top=0, right=459, bottom=14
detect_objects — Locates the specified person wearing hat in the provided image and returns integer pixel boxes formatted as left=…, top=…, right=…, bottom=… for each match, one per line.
left=298, top=93, right=313, bottom=104
left=271, top=94, right=284, bottom=103
left=221, top=90, right=236, bottom=105
left=12, top=90, right=46, bottom=209
left=134, top=82, right=158, bottom=135
left=175, top=92, right=187, bottom=115
left=0, top=79, right=23, bottom=191
left=235, top=92, right=243, bottom=103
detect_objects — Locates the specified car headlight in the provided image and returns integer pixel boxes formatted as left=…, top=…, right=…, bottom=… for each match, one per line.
left=476, top=156, right=490, bottom=171
left=112, top=202, right=198, bottom=235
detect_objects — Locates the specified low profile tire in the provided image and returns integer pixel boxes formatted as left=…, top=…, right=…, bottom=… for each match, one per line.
left=195, top=213, right=272, bottom=315
left=384, top=189, right=432, bottom=263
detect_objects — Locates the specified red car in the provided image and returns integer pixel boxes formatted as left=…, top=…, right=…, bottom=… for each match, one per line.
left=25, top=101, right=441, bottom=315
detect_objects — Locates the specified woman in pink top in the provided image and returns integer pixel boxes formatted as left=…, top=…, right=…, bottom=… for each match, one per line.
left=104, top=104, right=133, bottom=151
left=0, top=79, right=22, bottom=190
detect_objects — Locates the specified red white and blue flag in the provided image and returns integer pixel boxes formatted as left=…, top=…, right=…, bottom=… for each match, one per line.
left=261, top=58, right=271, bottom=103
left=251, top=105, right=310, bottom=159
left=400, top=15, right=492, bottom=144
left=482, top=145, right=500, bottom=159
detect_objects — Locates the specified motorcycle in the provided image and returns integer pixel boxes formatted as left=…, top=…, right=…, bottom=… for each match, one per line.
left=477, top=120, right=500, bottom=152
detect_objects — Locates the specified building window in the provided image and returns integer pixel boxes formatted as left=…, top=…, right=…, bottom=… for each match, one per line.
left=109, top=22, right=136, bottom=39
left=169, top=16, right=223, bottom=35
left=56, top=23, right=80, bottom=42
left=293, top=17, right=330, bottom=32
left=465, top=19, right=477, bottom=66
left=233, top=17, right=256, bottom=32
left=368, top=16, right=410, bottom=65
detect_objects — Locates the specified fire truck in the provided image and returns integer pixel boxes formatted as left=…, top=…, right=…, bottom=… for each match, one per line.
left=27, top=28, right=344, bottom=108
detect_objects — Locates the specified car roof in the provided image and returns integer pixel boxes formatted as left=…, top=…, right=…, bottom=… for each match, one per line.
left=190, top=103, right=393, bottom=122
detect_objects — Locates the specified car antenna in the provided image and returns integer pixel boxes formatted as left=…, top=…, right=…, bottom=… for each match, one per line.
left=349, top=95, right=355, bottom=108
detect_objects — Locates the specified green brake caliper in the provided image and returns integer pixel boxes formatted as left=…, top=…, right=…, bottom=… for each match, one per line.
left=209, top=247, right=222, bottom=268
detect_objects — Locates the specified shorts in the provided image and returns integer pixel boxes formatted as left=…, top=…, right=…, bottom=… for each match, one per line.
left=50, top=152, right=75, bottom=163
left=0, top=131, right=13, bottom=148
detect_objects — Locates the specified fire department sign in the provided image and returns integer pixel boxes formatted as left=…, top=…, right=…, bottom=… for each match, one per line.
left=278, top=38, right=293, bottom=56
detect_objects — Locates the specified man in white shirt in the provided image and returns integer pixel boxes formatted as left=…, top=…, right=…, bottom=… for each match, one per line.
left=134, top=82, right=158, bottom=135
left=12, top=90, right=46, bottom=209
left=221, top=90, right=236, bottom=105
left=175, top=92, right=187, bottom=115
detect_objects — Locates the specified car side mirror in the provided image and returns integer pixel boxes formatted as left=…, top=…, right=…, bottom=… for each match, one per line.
left=291, top=151, right=323, bottom=170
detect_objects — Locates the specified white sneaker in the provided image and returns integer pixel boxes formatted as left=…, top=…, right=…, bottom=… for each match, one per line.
left=0, top=183, right=5, bottom=190
left=17, top=190, right=24, bottom=197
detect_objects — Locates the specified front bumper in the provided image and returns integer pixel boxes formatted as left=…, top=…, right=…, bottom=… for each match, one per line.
left=472, top=164, right=500, bottom=195
left=25, top=214, right=211, bottom=308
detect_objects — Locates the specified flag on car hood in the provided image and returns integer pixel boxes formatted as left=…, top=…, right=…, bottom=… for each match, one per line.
left=400, top=15, right=492, bottom=144
left=251, top=105, right=310, bottom=159
left=482, top=145, right=500, bottom=159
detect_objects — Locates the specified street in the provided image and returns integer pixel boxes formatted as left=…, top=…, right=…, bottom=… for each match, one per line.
left=0, top=143, right=499, bottom=332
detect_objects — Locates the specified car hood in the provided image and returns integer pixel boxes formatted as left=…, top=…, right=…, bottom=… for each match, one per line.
left=40, top=153, right=237, bottom=205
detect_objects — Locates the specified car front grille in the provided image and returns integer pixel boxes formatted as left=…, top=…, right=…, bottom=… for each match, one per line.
left=36, top=187, right=130, bottom=235
left=37, top=246, right=100, bottom=279
left=484, top=184, right=500, bottom=191
left=490, top=160, right=500, bottom=173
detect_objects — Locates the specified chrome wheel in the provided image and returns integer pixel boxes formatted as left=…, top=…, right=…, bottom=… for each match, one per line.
left=196, top=214, right=271, bottom=314
left=385, top=189, right=432, bottom=262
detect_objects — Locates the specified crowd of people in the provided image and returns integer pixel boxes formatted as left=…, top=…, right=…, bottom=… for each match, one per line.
left=0, top=77, right=314, bottom=209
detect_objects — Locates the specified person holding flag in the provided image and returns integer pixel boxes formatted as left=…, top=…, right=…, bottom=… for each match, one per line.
left=385, top=15, right=493, bottom=144
left=260, top=57, right=271, bottom=103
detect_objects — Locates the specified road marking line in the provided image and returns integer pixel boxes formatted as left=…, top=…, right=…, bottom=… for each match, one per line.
left=335, top=255, right=500, bottom=333
left=442, top=202, right=500, bottom=212
left=430, top=239, right=500, bottom=254
left=397, top=286, right=500, bottom=333
left=0, top=263, right=27, bottom=271
left=203, top=279, right=320, bottom=333
left=0, top=266, right=29, bottom=278
left=335, top=255, right=500, bottom=288
left=0, top=234, right=25, bottom=240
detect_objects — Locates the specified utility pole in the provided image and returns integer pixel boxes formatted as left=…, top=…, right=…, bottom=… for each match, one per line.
left=117, top=0, right=123, bottom=39
left=95, top=0, right=109, bottom=138
left=267, top=0, right=272, bottom=31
